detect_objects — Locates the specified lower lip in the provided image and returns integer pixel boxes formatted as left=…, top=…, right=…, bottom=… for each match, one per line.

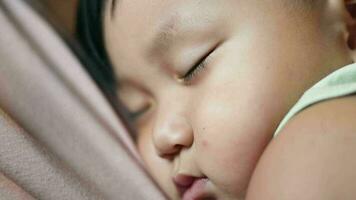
left=182, top=178, right=211, bottom=200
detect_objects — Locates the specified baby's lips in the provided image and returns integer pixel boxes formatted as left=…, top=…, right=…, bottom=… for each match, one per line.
left=173, top=174, right=196, bottom=187
left=173, top=174, right=196, bottom=196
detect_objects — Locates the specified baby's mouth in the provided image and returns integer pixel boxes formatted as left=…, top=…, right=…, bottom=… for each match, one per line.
left=173, top=174, right=215, bottom=200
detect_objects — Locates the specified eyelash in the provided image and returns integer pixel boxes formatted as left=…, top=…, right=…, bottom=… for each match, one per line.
left=125, top=47, right=217, bottom=120
left=182, top=58, right=208, bottom=82
left=181, top=48, right=215, bottom=83
left=127, top=104, right=150, bottom=121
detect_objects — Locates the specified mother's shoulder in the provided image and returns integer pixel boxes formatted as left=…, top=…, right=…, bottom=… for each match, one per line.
left=246, top=95, right=356, bottom=200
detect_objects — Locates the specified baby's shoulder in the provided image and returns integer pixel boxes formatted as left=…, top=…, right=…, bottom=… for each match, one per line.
left=246, top=95, right=356, bottom=200
left=284, top=94, right=356, bottom=136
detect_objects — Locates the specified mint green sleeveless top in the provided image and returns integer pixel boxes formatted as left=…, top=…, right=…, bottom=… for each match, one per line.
left=274, top=63, right=356, bottom=137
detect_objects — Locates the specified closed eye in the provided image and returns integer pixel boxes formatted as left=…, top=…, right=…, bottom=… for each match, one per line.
left=118, top=83, right=152, bottom=122
left=126, top=104, right=150, bottom=121
left=180, top=45, right=217, bottom=83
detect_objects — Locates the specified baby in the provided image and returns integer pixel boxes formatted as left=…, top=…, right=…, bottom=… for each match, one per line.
left=77, top=0, right=356, bottom=199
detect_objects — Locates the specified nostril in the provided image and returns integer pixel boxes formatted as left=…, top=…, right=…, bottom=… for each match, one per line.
left=157, top=144, right=182, bottom=159
left=159, top=153, right=175, bottom=161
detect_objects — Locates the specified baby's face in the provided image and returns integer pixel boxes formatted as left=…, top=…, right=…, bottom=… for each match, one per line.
left=104, top=0, right=347, bottom=199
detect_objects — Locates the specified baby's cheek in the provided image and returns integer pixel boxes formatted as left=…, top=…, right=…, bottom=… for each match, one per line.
left=194, top=103, right=274, bottom=196
left=197, top=134, right=263, bottom=196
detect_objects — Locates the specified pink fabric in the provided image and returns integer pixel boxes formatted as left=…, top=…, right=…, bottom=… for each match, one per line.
left=0, top=172, right=35, bottom=200
left=0, top=108, right=102, bottom=199
left=0, top=0, right=165, bottom=199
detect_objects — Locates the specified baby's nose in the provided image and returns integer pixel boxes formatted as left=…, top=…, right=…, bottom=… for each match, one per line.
left=152, top=115, right=194, bottom=158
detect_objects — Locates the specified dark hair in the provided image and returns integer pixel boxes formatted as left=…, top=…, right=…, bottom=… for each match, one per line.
left=76, top=0, right=141, bottom=136
left=76, top=0, right=116, bottom=97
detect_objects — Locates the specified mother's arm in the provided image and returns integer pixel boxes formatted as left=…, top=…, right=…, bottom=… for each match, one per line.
left=246, top=95, right=356, bottom=200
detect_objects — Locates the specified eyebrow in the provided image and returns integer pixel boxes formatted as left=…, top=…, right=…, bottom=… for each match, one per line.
left=147, top=3, right=215, bottom=59
left=146, top=14, right=183, bottom=58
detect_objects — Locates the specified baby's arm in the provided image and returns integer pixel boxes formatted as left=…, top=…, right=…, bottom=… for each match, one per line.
left=246, top=95, right=356, bottom=200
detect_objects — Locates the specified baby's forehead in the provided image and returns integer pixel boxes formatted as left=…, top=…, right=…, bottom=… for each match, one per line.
left=104, top=0, right=230, bottom=61
left=106, top=0, right=218, bottom=37
left=103, top=0, right=314, bottom=82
